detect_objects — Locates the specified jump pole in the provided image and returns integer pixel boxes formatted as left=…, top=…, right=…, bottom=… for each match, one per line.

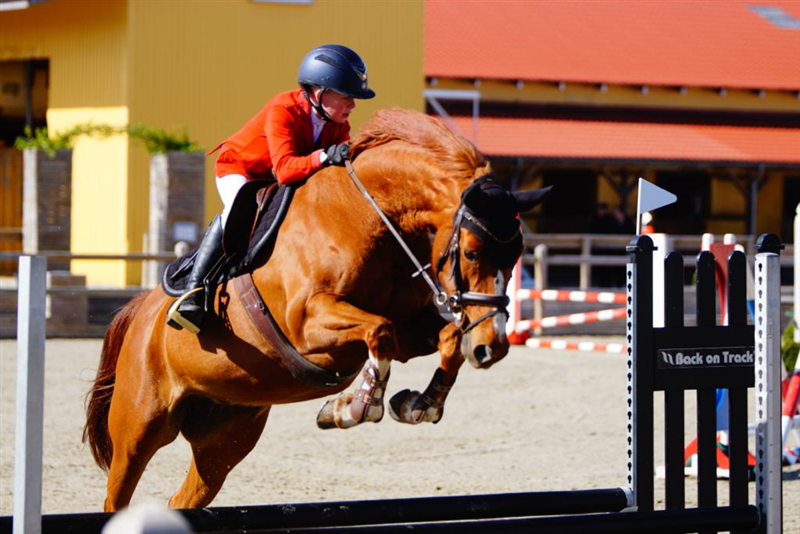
left=513, top=306, right=625, bottom=333
left=516, top=288, right=627, bottom=304
left=13, top=256, right=47, bottom=534
left=754, top=235, right=783, bottom=532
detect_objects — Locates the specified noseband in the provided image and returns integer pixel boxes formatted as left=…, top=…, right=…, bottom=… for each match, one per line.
left=432, top=176, right=512, bottom=332
left=345, top=161, right=511, bottom=334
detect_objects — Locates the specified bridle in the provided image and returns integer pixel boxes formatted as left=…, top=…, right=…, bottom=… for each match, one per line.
left=344, top=160, right=512, bottom=334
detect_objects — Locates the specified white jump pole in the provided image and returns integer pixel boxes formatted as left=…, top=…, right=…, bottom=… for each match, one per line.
left=755, top=243, right=783, bottom=533
left=14, top=255, right=47, bottom=534
left=506, top=259, right=522, bottom=337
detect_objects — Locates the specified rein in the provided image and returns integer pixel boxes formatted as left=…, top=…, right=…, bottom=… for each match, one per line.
left=344, top=159, right=510, bottom=333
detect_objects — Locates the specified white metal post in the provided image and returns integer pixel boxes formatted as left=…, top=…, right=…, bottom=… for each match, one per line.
left=506, top=259, right=522, bottom=336
left=533, top=244, right=548, bottom=337
left=423, top=89, right=481, bottom=144
left=14, top=255, right=47, bottom=534
left=649, top=233, right=669, bottom=328
left=701, top=232, right=714, bottom=251
left=754, top=250, right=782, bottom=534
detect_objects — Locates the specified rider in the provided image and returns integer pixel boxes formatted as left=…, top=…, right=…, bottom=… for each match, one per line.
left=167, top=44, right=376, bottom=334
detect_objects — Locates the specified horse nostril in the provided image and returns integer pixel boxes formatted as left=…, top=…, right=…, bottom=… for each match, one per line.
left=473, top=344, right=493, bottom=364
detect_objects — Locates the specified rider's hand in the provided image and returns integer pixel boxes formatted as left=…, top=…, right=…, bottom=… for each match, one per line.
left=322, top=143, right=350, bottom=167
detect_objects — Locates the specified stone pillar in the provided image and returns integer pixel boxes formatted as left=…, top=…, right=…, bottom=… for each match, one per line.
left=147, top=152, right=205, bottom=285
left=46, top=271, right=88, bottom=336
left=22, top=148, right=72, bottom=271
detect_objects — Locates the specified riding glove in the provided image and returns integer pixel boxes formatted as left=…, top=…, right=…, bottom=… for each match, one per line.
left=322, top=142, right=350, bottom=167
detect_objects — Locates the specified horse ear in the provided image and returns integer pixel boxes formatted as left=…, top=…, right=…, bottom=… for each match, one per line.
left=462, top=182, right=485, bottom=211
left=512, top=186, right=554, bottom=213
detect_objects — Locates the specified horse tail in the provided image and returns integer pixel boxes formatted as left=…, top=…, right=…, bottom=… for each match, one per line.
left=82, top=290, right=151, bottom=471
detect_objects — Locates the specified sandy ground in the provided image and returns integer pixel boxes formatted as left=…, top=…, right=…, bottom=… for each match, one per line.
left=0, top=338, right=797, bottom=532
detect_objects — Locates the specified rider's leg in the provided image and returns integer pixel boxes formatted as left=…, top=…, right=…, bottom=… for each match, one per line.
left=167, top=216, right=224, bottom=333
left=216, top=174, right=249, bottom=228
left=167, top=174, right=247, bottom=334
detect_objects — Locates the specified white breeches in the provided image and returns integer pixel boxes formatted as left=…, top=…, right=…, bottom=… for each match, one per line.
left=215, top=174, right=249, bottom=228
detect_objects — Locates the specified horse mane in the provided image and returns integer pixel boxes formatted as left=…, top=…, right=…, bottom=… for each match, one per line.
left=350, top=108, right=486, bottom=180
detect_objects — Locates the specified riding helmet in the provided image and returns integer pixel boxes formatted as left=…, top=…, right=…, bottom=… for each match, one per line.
left=297, top=44, right=376, bottom=99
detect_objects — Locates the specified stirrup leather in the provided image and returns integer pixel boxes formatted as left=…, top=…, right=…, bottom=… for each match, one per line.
left=167, top=287, right=204, bottom=334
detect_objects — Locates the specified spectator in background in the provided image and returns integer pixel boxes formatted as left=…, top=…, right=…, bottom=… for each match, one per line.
left=589, top=202, right=615, bottom=234
left=611, top=207, right=636, bottom=235
left=589, top=203, right=633, bottom=288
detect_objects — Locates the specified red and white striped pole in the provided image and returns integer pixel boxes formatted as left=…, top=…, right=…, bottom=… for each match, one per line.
left=515, top=307, right=626, bottom=334
left=782, top=357, right=800, bottom=464
left=525, top=338, right=627, bottom=355
left=516, top=288, right=627, bottom=305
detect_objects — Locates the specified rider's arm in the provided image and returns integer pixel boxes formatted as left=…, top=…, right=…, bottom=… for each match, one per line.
left=265, top=106, right=325, bottom=185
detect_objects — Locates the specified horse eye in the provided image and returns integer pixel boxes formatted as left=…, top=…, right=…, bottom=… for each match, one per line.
left=464, top=249, right=479, bottom=262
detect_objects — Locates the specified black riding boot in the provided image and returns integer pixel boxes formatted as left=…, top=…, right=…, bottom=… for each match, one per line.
left=167, top=216, right=225, bottom=334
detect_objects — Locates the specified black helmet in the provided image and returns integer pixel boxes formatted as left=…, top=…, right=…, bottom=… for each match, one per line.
left=297, top=44, right=375, bottom=100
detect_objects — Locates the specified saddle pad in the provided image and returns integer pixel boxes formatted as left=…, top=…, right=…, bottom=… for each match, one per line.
left=162, top=183, right=295, bottom=297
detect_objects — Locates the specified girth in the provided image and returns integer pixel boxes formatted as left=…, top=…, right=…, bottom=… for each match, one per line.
left=232, top=273, right=361, bottom=388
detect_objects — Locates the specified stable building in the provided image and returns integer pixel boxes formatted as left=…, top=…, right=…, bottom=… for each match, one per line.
left=424, top=0, right=800, bottom=238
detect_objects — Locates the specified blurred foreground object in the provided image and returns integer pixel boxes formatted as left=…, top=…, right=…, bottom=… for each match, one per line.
left=102, top=502, right=193, bottom=534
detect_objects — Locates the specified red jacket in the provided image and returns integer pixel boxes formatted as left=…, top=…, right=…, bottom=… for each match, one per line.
left=211, top=89, right=350, bottom=184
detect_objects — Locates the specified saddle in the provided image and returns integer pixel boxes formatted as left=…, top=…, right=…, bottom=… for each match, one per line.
left=161, top=180, right=358, bottom=388
left=162, top=179, right=295, bottom=297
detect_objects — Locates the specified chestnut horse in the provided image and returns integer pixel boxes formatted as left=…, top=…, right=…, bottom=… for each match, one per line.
left=83, top=108, right=550, bottom=511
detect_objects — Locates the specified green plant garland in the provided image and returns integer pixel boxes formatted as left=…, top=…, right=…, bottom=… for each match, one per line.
left=14, top=122, right=201, bottom=156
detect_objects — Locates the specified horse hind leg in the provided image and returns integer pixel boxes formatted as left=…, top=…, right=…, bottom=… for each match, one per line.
left=104, top=389, right=181, bottom=512
left=169, top=402, right=270, bottom=509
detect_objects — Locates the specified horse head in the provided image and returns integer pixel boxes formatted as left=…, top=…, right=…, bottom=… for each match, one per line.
left=436, top=178, right=553, bottom=369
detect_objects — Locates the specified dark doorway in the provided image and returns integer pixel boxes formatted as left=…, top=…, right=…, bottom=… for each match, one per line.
left=537, top=168, right=598, bottom=233
left=0, top=59, right=49, bottom=274
left=654, top=170, right=711, bottom=234
left=783, top=175, right=800, bottom=243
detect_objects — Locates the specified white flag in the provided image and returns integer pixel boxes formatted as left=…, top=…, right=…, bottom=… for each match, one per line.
left=637, top=178, right=677, bottom=215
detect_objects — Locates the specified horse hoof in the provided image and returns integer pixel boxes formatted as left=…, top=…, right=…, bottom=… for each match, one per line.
left=389, top=389, right=424, bottom=425
left=316, top=394, right=359, bottom=429
left=316, top=399, right=338, bottom=430
left=388, top=389, right=409, bottom=422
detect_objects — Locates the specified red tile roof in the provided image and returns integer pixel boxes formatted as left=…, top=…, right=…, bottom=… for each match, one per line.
left=426, top=0, right=800, bottom=90
left=450, top=117, right=800, bottom=163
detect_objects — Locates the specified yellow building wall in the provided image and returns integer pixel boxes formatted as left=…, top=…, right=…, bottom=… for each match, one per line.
left=48, top=108, right=130, bottom=284
left=124, top=0, right=424, bottom=284
left=1, top=0, right=423, bottom=286
left=0, top=0, right=131, bottom=286
left=757, top=172, right=784, bottom=236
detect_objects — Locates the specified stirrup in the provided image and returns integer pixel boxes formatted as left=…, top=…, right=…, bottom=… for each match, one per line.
left=167, top=287, right=204, bottom=334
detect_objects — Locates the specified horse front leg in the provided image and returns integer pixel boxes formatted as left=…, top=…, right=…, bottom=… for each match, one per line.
left=303, top=294, right=398, bottom=430
left=389, top=323, right=464, bottom=424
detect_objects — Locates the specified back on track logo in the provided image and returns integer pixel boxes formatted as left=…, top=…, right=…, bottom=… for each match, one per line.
left=658, top=347, right=754, bottom=369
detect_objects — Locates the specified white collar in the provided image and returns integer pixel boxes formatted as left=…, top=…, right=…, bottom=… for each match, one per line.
left=310, top=110, right=325, bottom=143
